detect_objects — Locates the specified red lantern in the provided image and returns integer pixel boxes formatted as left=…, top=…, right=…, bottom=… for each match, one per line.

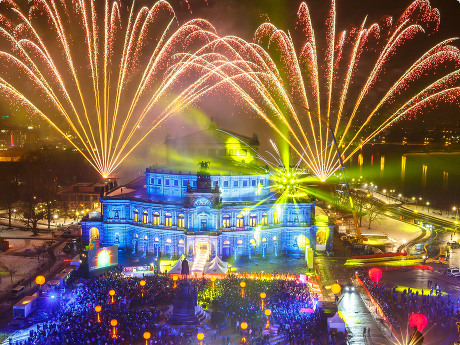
left=409, top=313, right=427, bottom=332
left=368, top=268, right=382, bottom=283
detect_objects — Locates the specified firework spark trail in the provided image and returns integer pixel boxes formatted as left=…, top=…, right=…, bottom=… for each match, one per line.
left=187, top=0, right=460, bottom=181
left=0, top=0, right=219, bottom=177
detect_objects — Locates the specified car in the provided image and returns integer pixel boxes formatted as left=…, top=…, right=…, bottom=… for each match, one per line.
left=8, top=318, right=26, bottom=329
left=343, top=283, right=356, bottom=293
left=447, top=267, right=460, bottom=276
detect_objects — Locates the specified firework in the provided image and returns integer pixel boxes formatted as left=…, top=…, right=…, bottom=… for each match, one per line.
left=0, top=0, right=220, bottom=177
left=187, top=0, right=460, bottom=181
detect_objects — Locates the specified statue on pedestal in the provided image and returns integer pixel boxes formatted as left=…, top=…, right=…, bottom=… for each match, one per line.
left=168, top=259, right=199, bottom=325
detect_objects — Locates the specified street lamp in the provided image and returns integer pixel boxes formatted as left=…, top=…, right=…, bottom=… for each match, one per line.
left=140, top=279, right=146, bottom=297
left=240, top=322, right=248, bottom=344
left=211, top=276, right=216, bottom=292
left=95, top=305, right=102, bottom=323
left=109, top=289, right=116, bottom=304
left=260, top=292, right=266, bottom=310
left=197, top=333, right=204, bottom=345
left=426, top=201, right=430, bottom=213
left=240, top=281, right=246, bottom=298
left=264, top=309, right=271, bottom=329
left=172, top=275, right=178, bottom=289
left=143, top=332, right=151, bottom=345
left=110, top=319, right=118, bottom=339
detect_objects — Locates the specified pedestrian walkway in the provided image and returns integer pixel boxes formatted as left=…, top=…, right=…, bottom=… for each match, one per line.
left=191, top=245, right=209, bottom=275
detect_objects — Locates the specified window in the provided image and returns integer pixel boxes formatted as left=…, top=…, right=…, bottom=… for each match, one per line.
left=115, top=233, right=120, bottom=243
left=250, top=239, right=255, bottom=245
left=243, top=180, right=248, bottom=187
left=251, top=179, right=257, bottom=187
left=259, top=180, right=264, bottom=186
left=165, top=179, right=170, bottom=186
left=166, top=238, right=172, bottom=244
left=173, top=180, right=178, bottom=187
left=133, top=209, right=139, bottom=222
left=144, top=235, right=148, bottom=240
left=192, top=181, right=197, bottom=187
left=249, top=213, right=257, bottom=227
left=157, top=178, right=161, bottom=185
left=233, top=181, right=239, bottom=187
left=236, top=214, right=244, bottom=228
left=237, top=239, right=243, bottom=245
left=223, top=240, right=230, bottom=245
left=273, top=236, right=277, bottom=241
left=178, top=214, right=185, bottom=228
left=262, top=237, right=267, bottom=243
left=261, top=212, right=268, bottom=225
left=153, top=212, right=160, bottom=225
left=273, top=211, right=279, bottom=224
left=154, top=237, right=159, bottom=242
left=182, top=180, right=188, bottom=187
left=179, top=239, right=184, bottom=244
left=114, top=210, right=119, bottom=219
left=151, top=178, right=155, bottom=184
left=142, top=210, right=148, bottom=224
left=222, top=214, right=230, bottom=228
left=165, top=213, right=172, bottom=227
left=223, top=181, right=229, bottom=188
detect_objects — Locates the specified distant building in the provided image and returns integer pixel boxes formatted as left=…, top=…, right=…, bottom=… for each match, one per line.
left=58, top=183, right=105, bottom=211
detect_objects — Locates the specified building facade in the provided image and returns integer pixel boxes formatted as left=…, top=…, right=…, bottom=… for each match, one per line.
left=82, top=167, right=332, bottom=262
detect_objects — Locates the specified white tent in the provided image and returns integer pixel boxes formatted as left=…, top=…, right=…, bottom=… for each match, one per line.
left=167, top=259, right=183, bottom=275
left=203, top=260, right=227, bottom=276
left=206, top=255, right=228, bottom=269
left=327, top=313, right=346, bottom=333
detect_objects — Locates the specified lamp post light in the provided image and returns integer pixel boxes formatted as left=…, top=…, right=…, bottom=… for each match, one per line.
left=110, top=319, right=118, bottom=339
left=240, top=281, right=246, bottom=298
left=35, top=275, right=45, bottom=297
left=211, top=276, right=216, bottom=292
left=95, top=305, right=102, bottom=323
left=240, top=322, right=248, bottom=343
left=264, top=309, right=272, bottom=329
left=426, top=202, right=430, bottom=213
left=260, top=292, right=266, bottom=310
left=143, top=332, right=151, bottom=345
left=140, top=279, right=146, bottom=297
left=197, top=332, right=204, bottom=345
left=109, top=289, right=116, bottom=304
left=172, top=275, right=179, bottom=289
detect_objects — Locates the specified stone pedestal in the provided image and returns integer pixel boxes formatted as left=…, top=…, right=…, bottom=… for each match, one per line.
left=168, top=279, right=199, bottom=325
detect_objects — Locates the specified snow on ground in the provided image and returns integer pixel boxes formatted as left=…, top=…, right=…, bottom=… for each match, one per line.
left=360, top=215, right=423, bottom=250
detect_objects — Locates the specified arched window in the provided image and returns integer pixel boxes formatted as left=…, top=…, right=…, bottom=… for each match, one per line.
left=153, top=212, right=160, bottom=225
left=262, top=237, right=267, bottom=243
left=142, top=211, right=148, bottom=224
left=273, top=211, right=279, bottom=224
left=178, top=214, right=185, bottom=228
left=165, top=213, right=172, bottom=227
left=144, top=235, right=148, bottom=240
left=249, top=213, right=257, bottom=227
left=273, top=236, right=278, bottom=241
left=222, top=214, right=231, bottom=228
left=236, top=214, right=244, bottom=228
left=237, top=239, right=243, bottom=245
left=114, top=233, right=120, bottom=243
left=223, top=240, right=230, bottom=245
left=166, top=238, right=172, bottom=244
left=178, top=239, right=184, bottom=244
left=261, top=212, right=268, bottom=225
left=133, top=209, right=139, bottom=222
left=135, top=233, right=138, bottom=238
left=154, top=237, right=159, bottom=242
left=114, top=210, right=119, bottom=219
left=250, top=238, right=255, bottom=245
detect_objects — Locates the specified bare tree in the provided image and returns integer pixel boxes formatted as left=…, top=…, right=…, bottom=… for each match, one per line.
left=33, top=243, right=48, bottom=261
left=364, top=202, right=385, bottom=229
left=1, top=262, right=18, bottom=283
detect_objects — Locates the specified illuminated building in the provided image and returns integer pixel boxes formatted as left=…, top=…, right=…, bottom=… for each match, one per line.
left=82, top=127, right=332, bottom=265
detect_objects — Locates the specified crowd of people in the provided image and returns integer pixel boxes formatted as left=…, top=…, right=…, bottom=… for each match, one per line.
left=360, top=273, right=460, bottom=337
left=7, top=269, right=323, bottom=345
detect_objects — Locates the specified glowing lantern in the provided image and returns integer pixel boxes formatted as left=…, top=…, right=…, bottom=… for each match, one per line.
left=35, top=276, right=45, bottom=286
left=172, top=275, right=178, bottom=288
left=331, top=284, right=341, bottom=295
left=240, top=322, right=248, bottom=330
left=110, top=319, right=118, bottom=339
left=264, top=308, right=271, bottom=328
left=211, top=276, right=216, bottom=291
left=240, top=322, right=248, bottom=343
left=109, top=289, right=116, bottom=303
left=95, top=305, right=102, bottom=322
left=368, top=268, right=383, bottom=284
left=264, top=309, right=271, bottom=316
left=260, top=292, right=266, bottom=310
left=240, top=281, right=246, bottom=298
left=140, top=280, right=146, bottom=287
left=197, top=332, right=204, bottom=345
left=409, top=313, right=428, bottom=332
left=143, top=332, right=151, bottom=345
